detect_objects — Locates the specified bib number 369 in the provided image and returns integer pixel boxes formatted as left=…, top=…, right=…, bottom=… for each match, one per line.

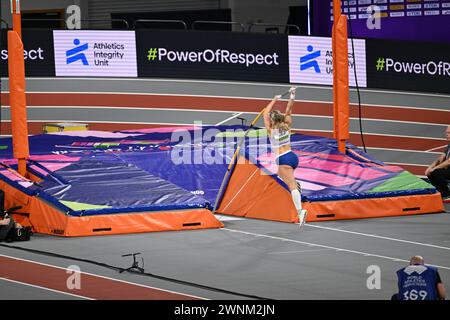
left=403, top=290, right=428, bottom=300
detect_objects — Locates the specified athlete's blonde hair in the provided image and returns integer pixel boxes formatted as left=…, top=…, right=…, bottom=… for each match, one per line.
left=269, top=110, right=289, bottom=132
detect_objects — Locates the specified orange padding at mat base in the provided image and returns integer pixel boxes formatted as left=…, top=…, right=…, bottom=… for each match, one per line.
left=303, top=192, right=444, bottom=222
left=0, top=180, right=223, bottom=237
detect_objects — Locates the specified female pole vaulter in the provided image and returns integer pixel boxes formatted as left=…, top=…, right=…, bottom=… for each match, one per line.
left=263, top=87, right=307, bottom=226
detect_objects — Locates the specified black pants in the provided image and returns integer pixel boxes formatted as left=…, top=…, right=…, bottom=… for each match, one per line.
left=428, top=168, right=450, bottom=197
left=0, top=219, right=14, bottom=241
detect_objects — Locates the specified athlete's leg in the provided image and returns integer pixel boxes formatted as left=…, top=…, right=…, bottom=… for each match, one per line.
left=278, top=164, right=307, bottom=226
left=278, top=165, right=303, bottom=209
left=277, top=165, right=297, bottom=191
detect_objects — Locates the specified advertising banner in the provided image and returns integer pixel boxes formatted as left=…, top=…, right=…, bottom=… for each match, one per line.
left=53, top=30, right=137, bottom=77
left=136, top=30, right=289, bottom=83
left=1, top=30, right=55, bottom=77
left=366, top=39, right=450, bottom=94
left=288, top=35, right=367, bottom=87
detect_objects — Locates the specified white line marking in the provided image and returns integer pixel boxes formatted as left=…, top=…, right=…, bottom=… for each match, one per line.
left=1, top=105, right=235, bottom=114
left=4, top=104, right=447, bottom=126
left=0, top=277, right=94, bottom=300
left=20, top=77, right=298, bottom=88
left=6, top=120, right=217, bottom=126
left=384, top=161, right=427, bottom=167
left=2, top=115, right=443, bottom=142
left=351, top=87, right=450, bottom=99
left=222, top=228, right=450, bottom=270
left=349, top=117, right=448, bottom=127
left=221, top=168, right=259, bottom=212
left=304, top=224, right=450, bottom=251
left=296, top=128, right=445, bottom=141
left=12, top=76, right=450, bottom=98
left=216, top=112, right=245, bottom=126
left=425, top=145, right=447, bottom=152
left=366, top=146, right=441, bottom=154
left=214, top=214, right=244, bottom=221
left=289, top=113, right=447, bottom=127
left=0, top=254, right=206, bottom=300
left=3, top=83, right=449, bottom=110
left=267, top=249, right=334, bottom=255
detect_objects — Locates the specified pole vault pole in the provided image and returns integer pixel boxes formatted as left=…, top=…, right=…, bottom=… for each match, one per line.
left=212, top=107, right=266, bottom=214
left=8, top=0, right=30, bottom=177
left=332, top=0, right=350, bottom=154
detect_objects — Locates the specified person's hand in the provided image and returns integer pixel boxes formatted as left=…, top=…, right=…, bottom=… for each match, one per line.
left=425, top=167, right=433, bottom=176
left=274, top=94, right=282, bottom=100
left=289, top=87, right=296, bottom=100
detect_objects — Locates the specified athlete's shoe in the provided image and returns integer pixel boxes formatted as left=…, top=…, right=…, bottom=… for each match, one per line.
left=298, top=209, right=307, bottom=227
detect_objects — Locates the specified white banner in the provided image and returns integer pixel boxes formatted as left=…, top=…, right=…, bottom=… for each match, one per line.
left=53, top=30, right=137, bottom=77
left=288, top=36, right=367, bottom=87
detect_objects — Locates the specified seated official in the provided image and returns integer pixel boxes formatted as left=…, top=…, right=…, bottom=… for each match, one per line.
left=426, top=125, right=450, bottom=200
left=393, top=256, right=446, bottom=300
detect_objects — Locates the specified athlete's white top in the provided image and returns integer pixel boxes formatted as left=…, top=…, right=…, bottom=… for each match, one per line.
left=269, top=128, right=291, bottom=150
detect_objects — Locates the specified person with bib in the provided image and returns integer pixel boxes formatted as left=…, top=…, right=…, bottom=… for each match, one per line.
left=263, top=87, right=307, bottom=226
left=394, top=255, right=446, bottom=300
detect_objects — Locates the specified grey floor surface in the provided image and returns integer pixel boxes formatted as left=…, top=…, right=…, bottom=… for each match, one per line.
left=1, top=204, right=449, bottom=300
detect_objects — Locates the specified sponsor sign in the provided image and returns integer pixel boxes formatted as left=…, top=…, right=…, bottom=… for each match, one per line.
left=136, top=30, right=289, bottom=83
left=0, top=30, right=55, bottom=77
left=366, top=39, right=450, bottom=93
left=288, top=36, right=367, bottom=87
left=53, top=30, right=137, bottom=77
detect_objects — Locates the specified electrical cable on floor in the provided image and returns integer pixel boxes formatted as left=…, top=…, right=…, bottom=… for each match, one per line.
left=347, top=14, right=367, bottom=153
left=0, top=243, right=273, bottom=300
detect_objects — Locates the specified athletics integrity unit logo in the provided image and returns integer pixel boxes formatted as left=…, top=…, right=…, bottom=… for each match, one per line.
left=300, top=45, right=321, bottom=73
left=66, top=39, right=89, bottom=65
left=53, top=30, right=137, bottom=77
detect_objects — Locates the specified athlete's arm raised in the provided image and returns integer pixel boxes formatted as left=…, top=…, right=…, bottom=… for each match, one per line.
left=284, top=87, right=296, bottom=126
left=263, top=95, right=281, bottom=132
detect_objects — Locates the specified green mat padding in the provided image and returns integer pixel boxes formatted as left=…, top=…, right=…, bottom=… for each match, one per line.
left=60, top=200, right=111, bottom=211
left=368, top=171, right=434, bottom=193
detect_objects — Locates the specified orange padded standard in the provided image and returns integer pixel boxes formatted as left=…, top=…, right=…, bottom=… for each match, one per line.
left=332, top=0, right=350, bottom=154
left=217, top=156, right=299, bottom=223
left=8, top=30, right=29, bottom=176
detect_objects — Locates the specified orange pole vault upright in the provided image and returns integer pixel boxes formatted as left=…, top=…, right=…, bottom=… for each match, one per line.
left=332, top=0, right=350, bottom=154
left=8, top=0, right=29, bottom=176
